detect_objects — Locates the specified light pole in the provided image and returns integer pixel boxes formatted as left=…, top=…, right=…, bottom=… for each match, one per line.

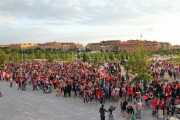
left=104, top=48, right=105, bottom=86
left=76, top=49, right=77, bottom=64
left=22, top=51, right=23, bottom=63
left=90, top=50, right=91, bottom=64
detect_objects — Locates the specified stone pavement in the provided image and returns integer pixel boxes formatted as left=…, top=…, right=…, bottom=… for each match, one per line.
left=0, top=80, right=171, bottom=120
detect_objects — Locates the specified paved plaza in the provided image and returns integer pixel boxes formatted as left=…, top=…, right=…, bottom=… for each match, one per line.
left=0, top=80, right=171, bottom=120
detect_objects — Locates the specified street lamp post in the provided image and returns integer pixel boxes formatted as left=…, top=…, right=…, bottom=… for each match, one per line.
left=104, top=48, right=105, bottom=86
left=76, top=49, right=77, bottom=64
left=22, top=51, right=23, bottom=63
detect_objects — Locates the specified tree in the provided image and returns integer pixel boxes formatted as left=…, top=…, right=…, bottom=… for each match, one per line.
left=85, top=48, right=90, bottom=52
left=77, top=53, right=81, bottom=59
left=160, top=52, right=164, bottom=56
left=30, top=52, right=35, bottom=60
left=129, top=53, right=133, bottom=59
left=109, top=52, right=115, bottom=60
left=5, top=49, right=11, bottom=54
left=35, top=47, right=41, bottom=50
left=26, top=49, right=33, bottom=54
left=60, top=53, right=66, bottom=60
left=117, top=52, right=121, bottom=61
left=126, top=53, right=129, bottom=60
left=125, top=41, right=153, bottom=83
left=65, top=53, right=71, bottom=62
left=83, top=52, right=89, bottom=62
left=121, top=52, right=126, bottom=60
left=47, top=53, right=54, bottom=62
left=94, top=52, right=99, bottom=63
left=158, top=48, right=164, bottom=54
left=105, top=52, right=108, bottom=60
left=100, top=49, right=103, bottom=53
left=12, top=54, right=20, bottom=61
left=0, top=50, right=8, bottom=67
left=23, top=53, right=28, bottom=60
left=40, top=53, right=45, bottom=59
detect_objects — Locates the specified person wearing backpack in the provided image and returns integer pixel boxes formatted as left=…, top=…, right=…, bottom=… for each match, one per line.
left=136, top=99, right=142, bottom=119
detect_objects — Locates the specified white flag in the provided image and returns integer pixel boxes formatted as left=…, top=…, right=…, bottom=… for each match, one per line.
left=99, top=66, right=104, bottom=70
left=104, top=63, right=109, bottom=67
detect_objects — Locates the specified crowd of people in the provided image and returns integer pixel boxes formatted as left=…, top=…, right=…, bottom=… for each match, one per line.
left=0, top=57, right=180, bottom=119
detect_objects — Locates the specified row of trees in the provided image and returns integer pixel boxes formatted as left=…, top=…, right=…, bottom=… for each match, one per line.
left=155, top=48, right=180, bottom=56
left=0, top=45, right=155, bottom=66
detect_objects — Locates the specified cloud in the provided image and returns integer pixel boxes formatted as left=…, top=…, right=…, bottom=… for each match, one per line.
left=0, top=0, right=179, bottom=26
left=143, top=27, right=156, bottom=32
left=0, top=0, right=180, bottom=45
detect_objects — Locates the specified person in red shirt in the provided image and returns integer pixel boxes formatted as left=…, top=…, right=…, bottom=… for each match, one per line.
left=156, top=97, right=160, bottom=113
left=152, top=97, right=157, bottom=117
left=165, top=84, right=171, bottom=92
left=128, top=86, right=133, bottom=102
left=99, top=89, right=103, bottom=105
left=159, top=98, right=166, bottom=115
left=53, top=78, right=57, bottom=89
left=18, top=78, right=21, bottom=90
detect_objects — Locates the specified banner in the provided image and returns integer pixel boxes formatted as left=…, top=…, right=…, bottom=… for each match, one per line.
left=100, top=71, right=106, bottom=78
left=131, top=73, right=138, bottom=80
left=99, top=66, right=104, bottom=70
left=104, top=63, right=109, bottom=67
left=175, top=65, right=179, bottom=68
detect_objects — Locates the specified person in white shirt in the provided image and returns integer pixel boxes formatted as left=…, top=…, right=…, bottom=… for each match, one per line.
left=115, top=85, right=120, bottom=101
left=136, top=99, right=142, bottom=119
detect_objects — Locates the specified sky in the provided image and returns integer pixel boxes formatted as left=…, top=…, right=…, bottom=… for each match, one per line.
left=0, top=0, right=180, bottom=45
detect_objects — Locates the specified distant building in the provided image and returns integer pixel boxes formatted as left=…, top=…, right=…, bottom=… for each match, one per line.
left=160, top=42, right=172, bottom=50
left=38, top=41, right=84, bottom=51
left=118, top=40, right=161, bottom=52
left=87, top=40, right=161, bottom=53
left=171, top=45, right=180, bottom=50
left=9, top=43, right=39, bottom=50
left=0, top=45, right=9, bottom=48
left=87, top=40, right=121, bottom=52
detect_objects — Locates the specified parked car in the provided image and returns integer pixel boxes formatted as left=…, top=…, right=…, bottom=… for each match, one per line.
left=120, top=60, right=127, bottom=65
